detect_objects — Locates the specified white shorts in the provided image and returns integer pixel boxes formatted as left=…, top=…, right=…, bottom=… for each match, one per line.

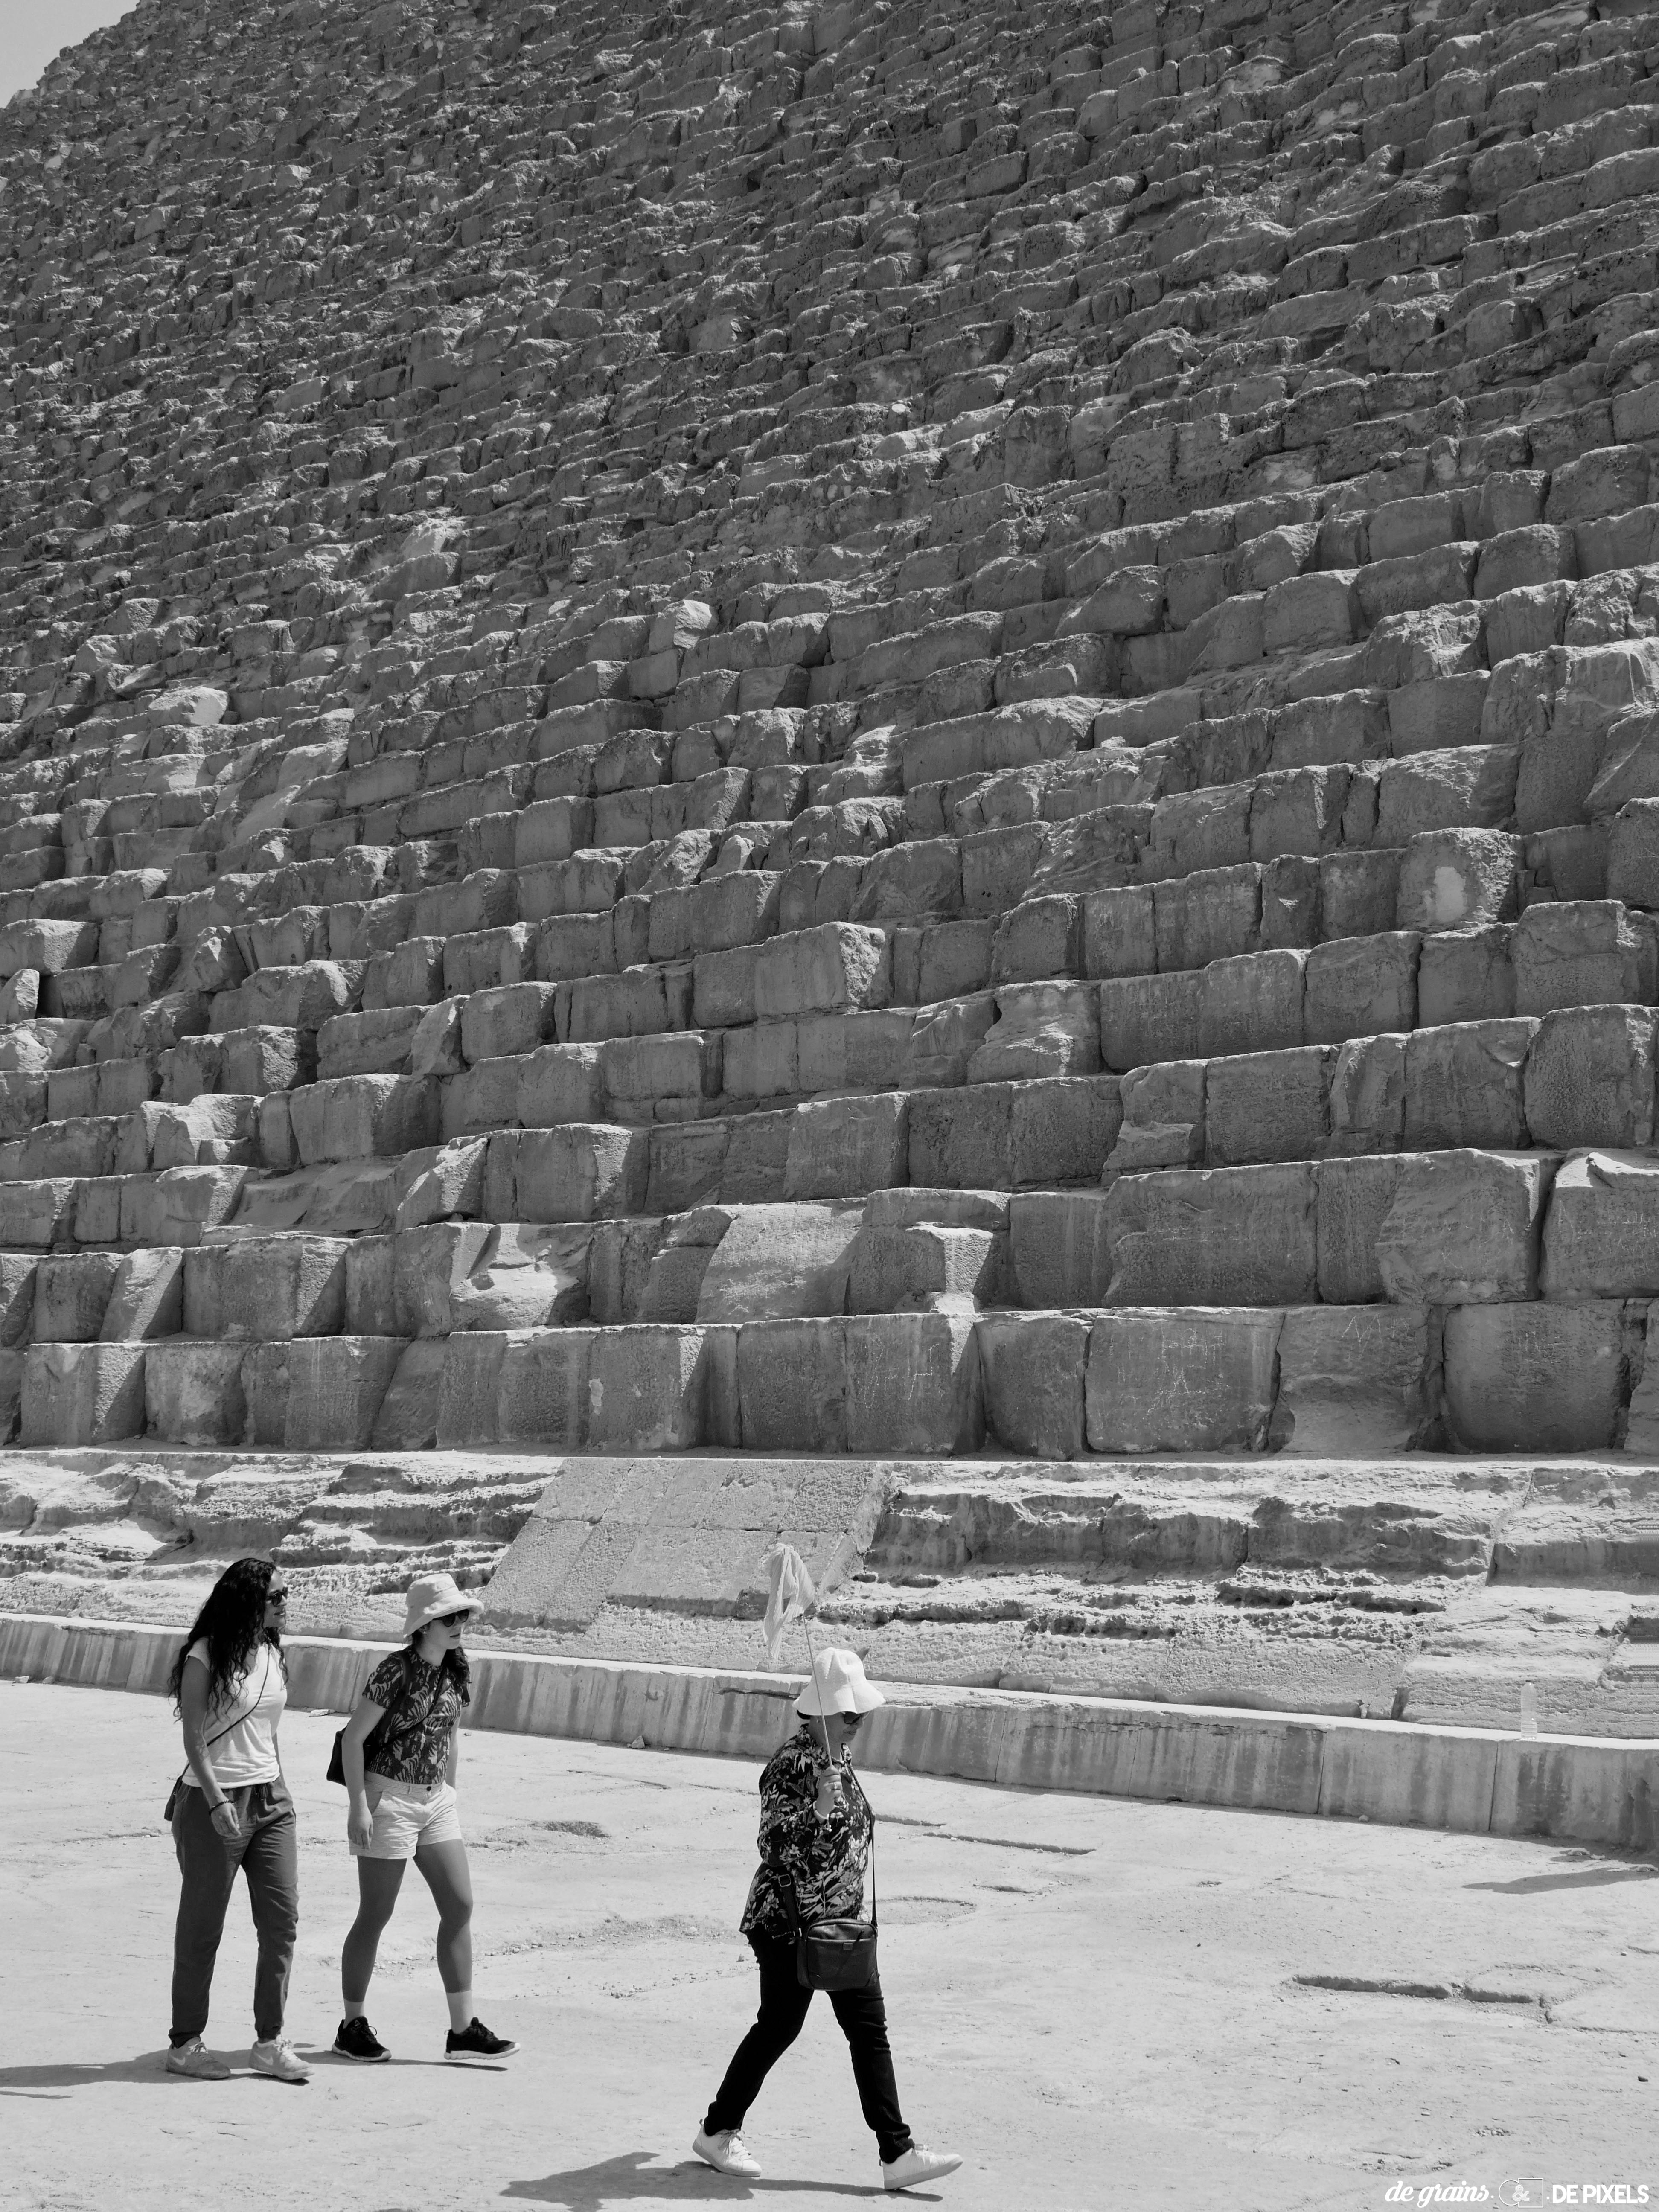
left=352, top=1774, right=464, bottom=1860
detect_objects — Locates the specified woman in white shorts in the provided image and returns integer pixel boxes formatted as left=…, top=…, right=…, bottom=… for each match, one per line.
left=332, top=1572, right=517, bottom=2065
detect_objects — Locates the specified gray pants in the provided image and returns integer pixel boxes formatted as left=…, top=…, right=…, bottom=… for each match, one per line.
left=169, top=1779, right=298, bottom=2046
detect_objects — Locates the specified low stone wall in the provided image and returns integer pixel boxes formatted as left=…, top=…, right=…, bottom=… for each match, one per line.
left=5, top=1611, right=1652, bottom=1851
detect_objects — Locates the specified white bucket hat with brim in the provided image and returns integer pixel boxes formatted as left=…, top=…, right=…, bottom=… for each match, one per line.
left=795, top=1647, right=886, bottom=1717
left=402, top=1571, right=482, bottom=1640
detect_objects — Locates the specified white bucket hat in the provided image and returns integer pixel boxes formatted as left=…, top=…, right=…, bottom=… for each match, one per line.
left=402, top=1571, right=481, bottom=1640
left=795, top=1647, right=886, bottom=1717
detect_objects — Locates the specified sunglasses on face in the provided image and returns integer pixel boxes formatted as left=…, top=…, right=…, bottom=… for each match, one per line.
left=840, top=1711, right=864, bottom=1727
left=433, top=1610, right=470, bottom=1627
left=265, top=1589, right=289, bottom=1607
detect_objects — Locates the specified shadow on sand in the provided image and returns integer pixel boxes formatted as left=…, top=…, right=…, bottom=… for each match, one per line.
left=503, top=2152, right=911, bottom=2208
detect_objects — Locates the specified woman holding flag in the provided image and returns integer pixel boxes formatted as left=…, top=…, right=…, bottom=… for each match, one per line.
left=691, top=1547, right=962, bottom=2195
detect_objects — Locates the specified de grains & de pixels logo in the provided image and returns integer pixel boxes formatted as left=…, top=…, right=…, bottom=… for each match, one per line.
left=1383, top=2186, right=1653, bottom=2207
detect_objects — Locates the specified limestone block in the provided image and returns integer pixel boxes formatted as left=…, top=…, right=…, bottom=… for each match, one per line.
left=967, top=981, right=1100, bottom=1082
left=1303, top=932, right=1419, bottom=1045
left=290, top=1074, right=440, bottom=1164
left=1540, top=1151, right=1659, bottom=1299
left=797, top=1009, right=913, bottom=1094
left=1249, top=767, right=1350, bottom=862
left=1263, top=571, right=1358, bottom=653
left=906, top=994, right=995, bottom=1087
left=0, top=1180, right=78, bottom=1249
left=1007, top=1191, right=1114, bottom=1308
left=1086, top=1308, right=1281, bottom=1453
left=1326, top=1033, right=1407, bottom=1158
left=345, top=1238, right=396, bottom=1336
left=1524, top=1004, right=1659, bottom=1147
left=719, top=1112, right=793, bottom=1204
left=0, top=1253, right=35, bottom=1346
left=30, top=1254, right=120, bottom=1345
left=393, top=1138, right=488, bottom=1230
left=1150, top=865, right=1260, bottom=974
left=754, top=924, right=890, bottom=1019
left=1511, top=900, right=1657, bottom=1015
left=1205, top=1046, right=1333, bottom=1167
left=371, top=1340, right=448, bottom=1451
left=1315, top=1156, right=1401, bottom=1304
left=646, top=1123, right=731, bottom=1216
left=567, top=963, right=694, bottom=1045
left=1373, top=747, right=1519, bottom=846
left=185, top=1235, right=349, bottom=1339
left=1375, top=1150, right=1554, bottom=1304
left=1443, top=1301, right=1628, bottom=1451
left=1607, top=800, right=1659, bottom=910
left=463, top=1331, right=575, bottom=1449
left=1416, top=928, right=1517, bottom=1027
left=738, top=1318, right=847, bottom=1451
left=244, top=1336, right=405, bottom=1451
left=145, top=1341, right=249, bottom=1445
left=1387, top=673, right=1489, bottom=755
left=696, top=1203, right=862, bottom=1322
left=1106, top=1164, right=1317, bottom=1305
left=587, top=1325, right=708, bottom=1452
left=1275, top=1305, right=1440, bottom=1455
left=692, top=944, right=759, bottom=1028
left=461, top=983, right=560, bottom=1065
left=485, top=1125, right=647, bottom=1223
left=1403, top=1020, right=1536, bottom=1149
left=119, top=1167, right=250, bottom=1247
left=0, top=918, right=99, bottom=977
left=1196, top=948, right=1306, bottom=1058
left=844, top=1314, right=982, bottom=1455
left=1394, top=829, right=1522, bottom=932
left=20, top=1343, right=146, bottom=1446
left=1010, top=1075, right=1121, bottom=1186
left=212, top=960, right=355, bottom=1032
left=785, top=1094, right=908, bottom=1200
left=1587, top=709, right=1659, bottom=820
left=908, top=1087, right=1012, bottom=1189
left=990, top=895, right=1078, bottom=985
left=977, top=1313, right=1088, bottom=1458
left=602, top=1031, right=721, bottom=1108
left=1083, top=885, right=1156, bottom=979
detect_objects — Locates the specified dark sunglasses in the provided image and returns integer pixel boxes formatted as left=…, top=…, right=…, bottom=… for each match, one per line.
left=840, top=1711, right=864, bottom=1726
left=265, top=1589, right=290, bottom=1607
left=432, top=1610, right=471, bottom=1627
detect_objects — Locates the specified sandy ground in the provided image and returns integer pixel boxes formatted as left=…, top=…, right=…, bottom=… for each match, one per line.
left=4, top=1683, right=1659, bottom=2212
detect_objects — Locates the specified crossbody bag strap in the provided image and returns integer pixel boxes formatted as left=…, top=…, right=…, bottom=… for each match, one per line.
left=173, top=1642, right=271, bottom=1791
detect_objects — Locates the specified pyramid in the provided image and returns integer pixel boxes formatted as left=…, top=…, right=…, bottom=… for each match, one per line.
left=1, top=0, right=1658, bottom=1737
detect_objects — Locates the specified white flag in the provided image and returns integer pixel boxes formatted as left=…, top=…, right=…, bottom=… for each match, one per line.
left=762, top=1544, right=817, bottom=1670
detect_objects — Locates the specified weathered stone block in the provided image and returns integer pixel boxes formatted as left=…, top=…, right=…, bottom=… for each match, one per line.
left=1275, top=1305, right=1439, bottom=1455
left=1443, top=1301, right=1628, bottom=1450
left=978, top=1312, right=1088, bottom=1458
left=1086, top=1308, right=1281, bottom=1452
left=1541, top=1151, right=1659, bottom=1299
left=1524, top=1004, right=1658, bottom=1147
left=785, top=1094, right=908, bottom=1200
left=1106, top=1164, right=1317, bottom=1304
left=844, top=1314, right=983, bottom=1454
left=737, top=1318, right=847, bottom=1451
left=1098, top=972, right=1200, bottom=1070
left=20, top=1342, right=146, bottom=1445
left=1511, top=900, right=1657, bottom=1015
left=754, top=924, right=890, bottom=1019
left=1007, top=1191, right=1114, bottom=1308
left=486, top=1125, right=649, bottom=1222
left=1375, top=1150, right=1554, bottom=1304
left=144, top=1340, right=248, bottom=1445
left=32, top=1254, right=121, bottom=1343
left=1403, top=1020, right=1536, bottom=1149
left=1204, top=1047, right=1333, bottom=1167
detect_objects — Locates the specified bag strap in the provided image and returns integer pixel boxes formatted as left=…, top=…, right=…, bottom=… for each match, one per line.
left=172, top=1643, right=273, bottom=1793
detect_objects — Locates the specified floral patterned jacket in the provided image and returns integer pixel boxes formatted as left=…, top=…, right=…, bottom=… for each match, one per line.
left=740, top=1724, right=873, bottom=1940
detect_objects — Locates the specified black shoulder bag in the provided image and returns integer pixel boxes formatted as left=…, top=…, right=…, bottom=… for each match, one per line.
left=326, top=1648, right=406, bottom=1785
left=785, top=1819, right=878, bottom=1993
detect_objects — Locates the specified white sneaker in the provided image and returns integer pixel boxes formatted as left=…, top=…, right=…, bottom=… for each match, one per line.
left=693, top=2127, right=762, bottom=2177
left=882, top=2144, right=963, bottom=2193
left=250, top=2036, right=311, bottom=2084
left=165, top=2037, right=229, bottom=2081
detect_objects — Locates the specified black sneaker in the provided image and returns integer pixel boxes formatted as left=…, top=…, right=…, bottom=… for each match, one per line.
left=445, top=2018, right=518, bottom=2062
left=332, top=2016, right=389, bottom=2063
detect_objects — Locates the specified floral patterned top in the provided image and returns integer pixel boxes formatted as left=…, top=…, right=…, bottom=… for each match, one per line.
left=362, top=1648, right=465, bottom=1787
left=740, top=1724, right=873, bottom=1939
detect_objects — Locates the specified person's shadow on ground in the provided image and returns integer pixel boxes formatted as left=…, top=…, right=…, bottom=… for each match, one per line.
left=0, top=2052, right=180, bottom=2096
left=503, top=2152, right=899, bottom=2206
left=1466, top=1860, right=1658, bottom=1895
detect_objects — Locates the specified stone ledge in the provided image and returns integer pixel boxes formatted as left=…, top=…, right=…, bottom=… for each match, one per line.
left=3, top=1610, right=1652, bottom=1850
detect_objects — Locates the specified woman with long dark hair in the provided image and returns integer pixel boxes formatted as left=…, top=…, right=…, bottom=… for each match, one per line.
left=164, top=1555, right=308, bottom=2083
left=331, top=1571, right=517, bottom=2064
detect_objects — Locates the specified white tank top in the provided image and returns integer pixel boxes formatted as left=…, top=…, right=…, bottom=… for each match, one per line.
left=183, top=1639, right=285, bottom=1788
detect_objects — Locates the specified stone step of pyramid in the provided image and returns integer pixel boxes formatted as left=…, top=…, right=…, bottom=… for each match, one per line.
left=8, top=1447, right=1659, bottom=1738
left=5, top=0, right=1659, bottom=1748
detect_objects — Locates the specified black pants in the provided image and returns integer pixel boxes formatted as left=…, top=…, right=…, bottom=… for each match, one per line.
left=169, top=1780, right=297, bottom=2046
left=704, top=1935, right=914, bottom=2165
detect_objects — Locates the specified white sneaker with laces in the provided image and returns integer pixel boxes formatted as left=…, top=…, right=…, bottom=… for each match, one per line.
left=882, top=2144, right=963, bottom=2193
left=692, top=2127, right=762, bottom=2178
left=250, top=2036, right=311, bottom=2084
left=165, top=2037, right=229, bottom=2081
